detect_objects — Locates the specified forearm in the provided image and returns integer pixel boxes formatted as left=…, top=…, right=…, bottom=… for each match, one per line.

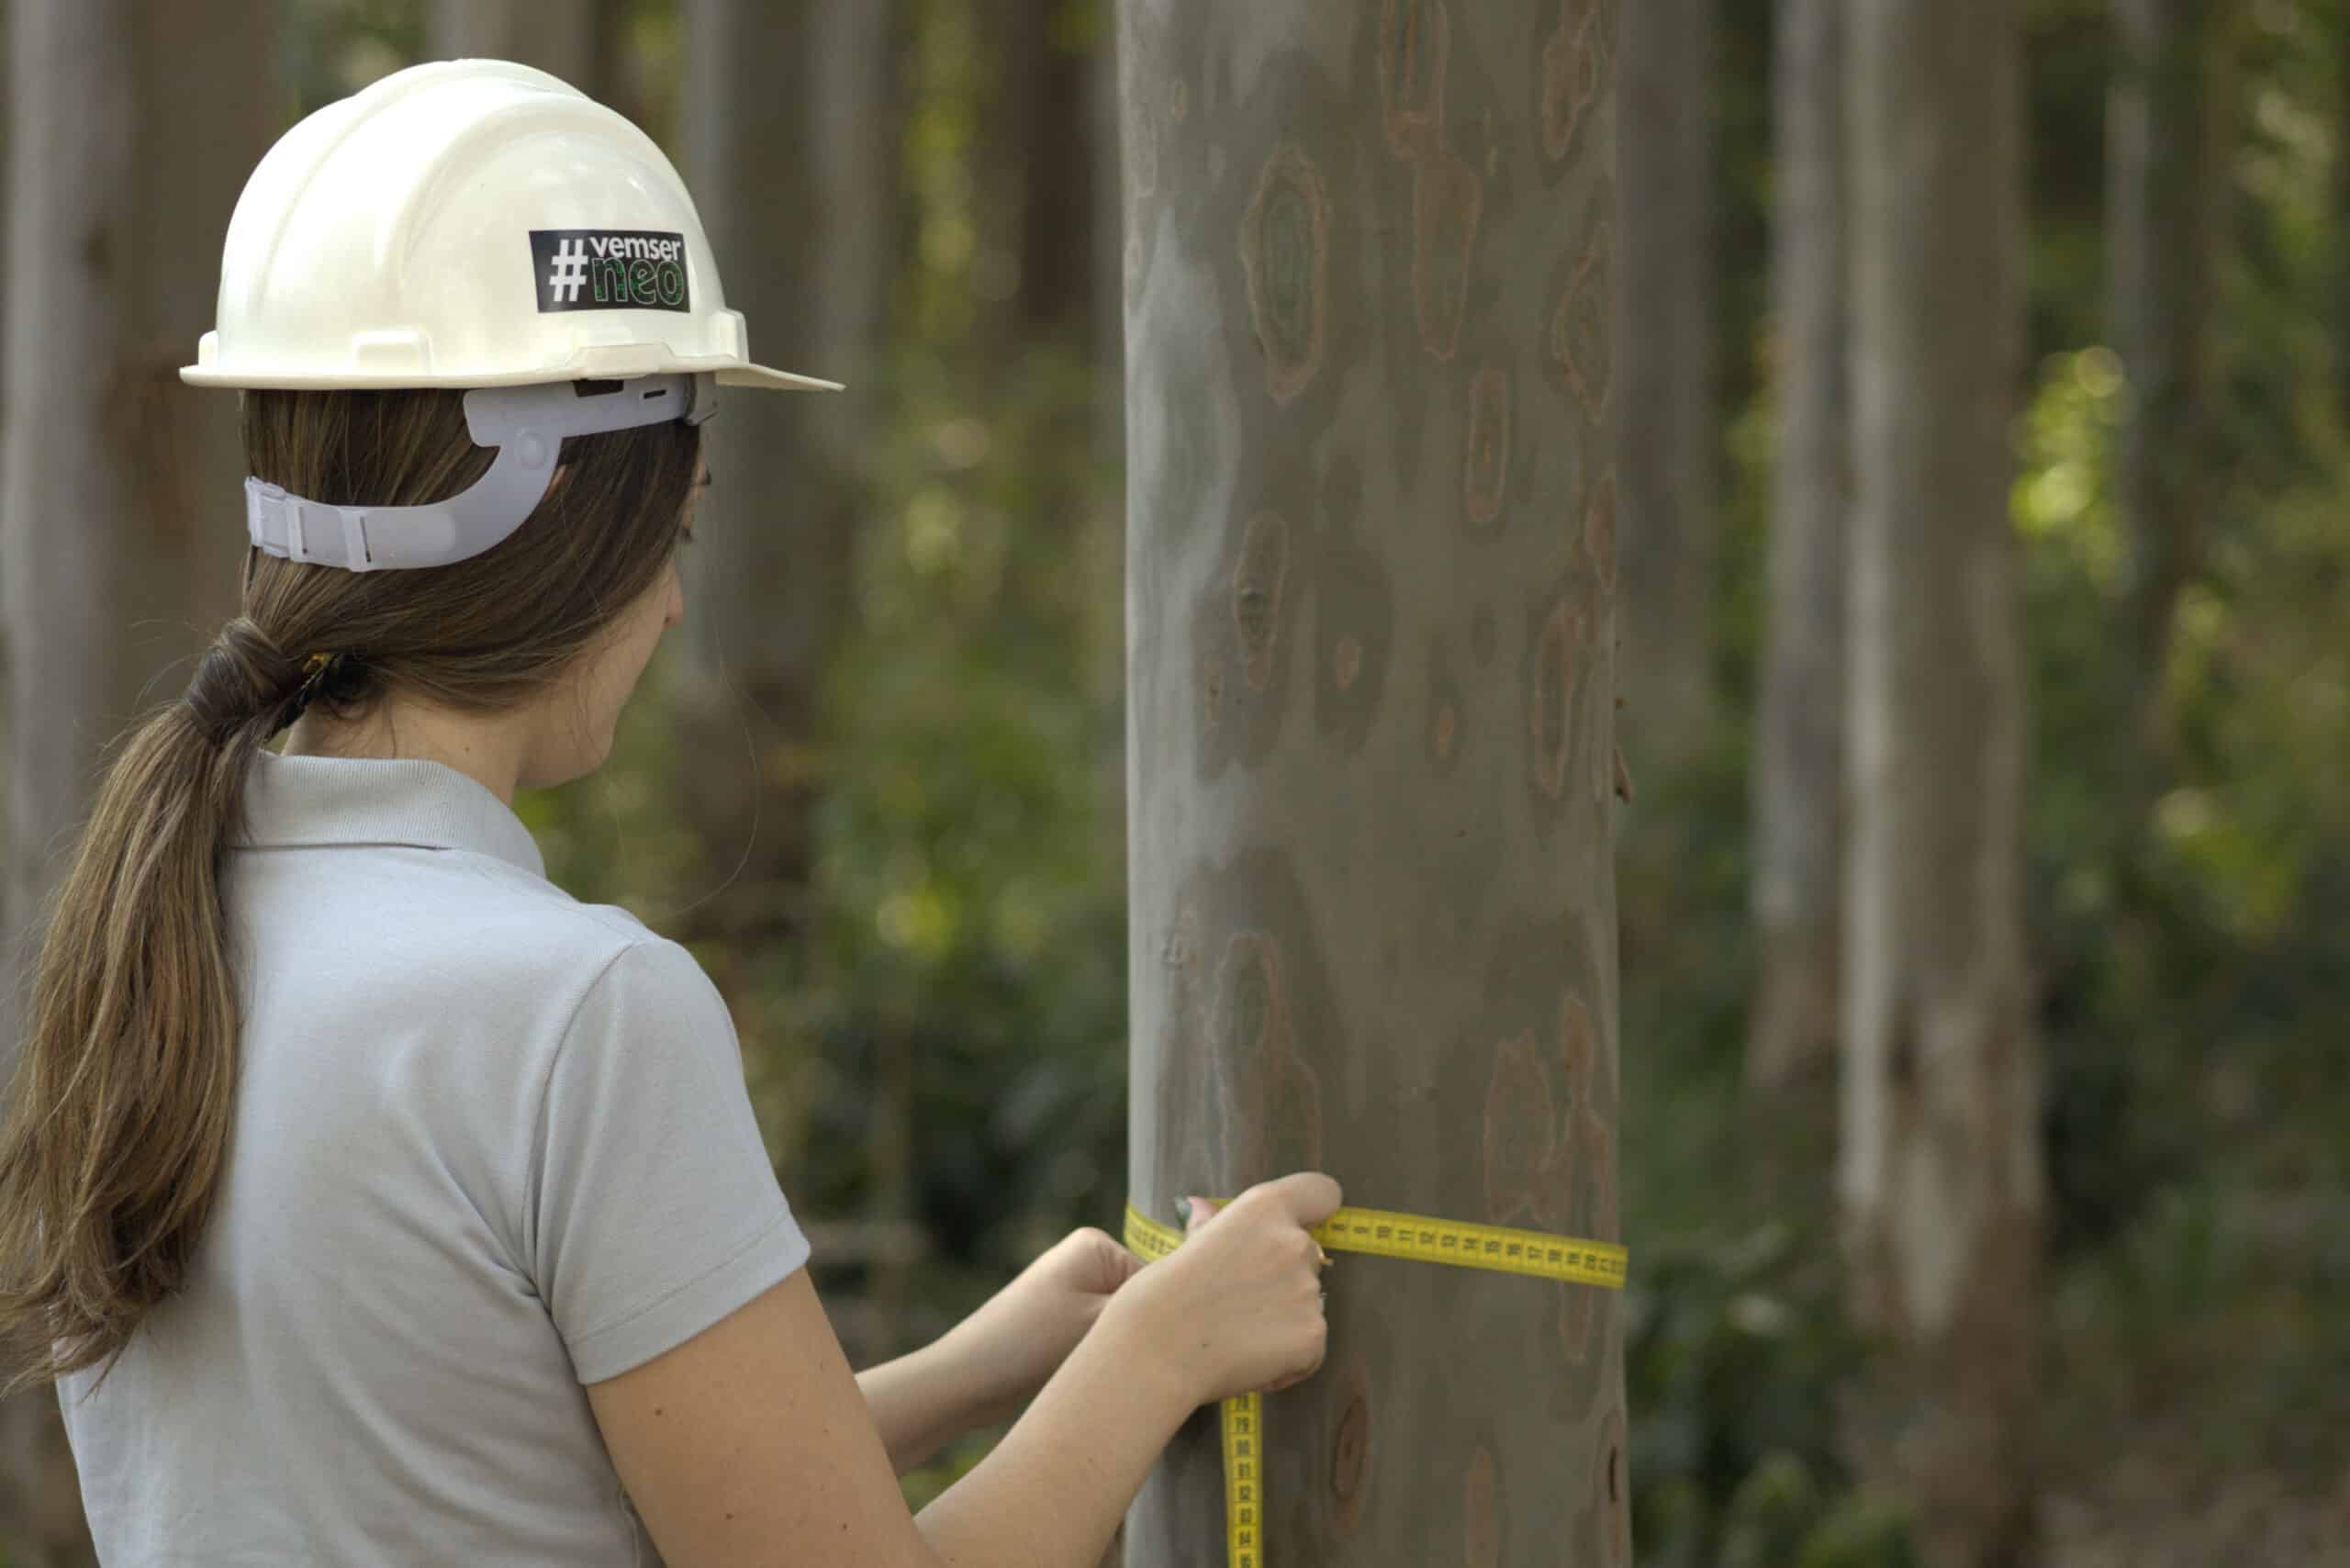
left=912, top=1315, right=1196, bottom=1568
left=858, top=1336, right=1006, bottom=1477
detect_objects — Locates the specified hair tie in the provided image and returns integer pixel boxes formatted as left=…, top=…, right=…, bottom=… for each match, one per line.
left=286, top=650, right=348, bottom=723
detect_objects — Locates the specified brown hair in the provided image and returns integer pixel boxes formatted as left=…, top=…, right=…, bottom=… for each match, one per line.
left=0, top=383, right=701, bottom=1396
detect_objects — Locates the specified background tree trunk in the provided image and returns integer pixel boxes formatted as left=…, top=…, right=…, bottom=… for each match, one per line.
left=983, top=0, right=1099, bottom=351
left=1748, top=0, right=1847, bottom=1096
left=1842, top=2, right=2042, bottom=1563
left=673, top=0, right=897, bottom=953
left=0, top=1, right=274, bottom=1557
left=1614, top=0, right=1716, bottom=772
left=2107, top=0, right=2230, bottom=767
left=677, top=0, right=902, bottom=1350
left=427, top=0, right=596, bottom=85
left=1119, top=3, right=1628, bottom=1564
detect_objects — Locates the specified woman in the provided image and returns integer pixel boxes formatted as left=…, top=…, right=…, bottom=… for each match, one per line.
left=0, top=60, right=1337, bottom=1566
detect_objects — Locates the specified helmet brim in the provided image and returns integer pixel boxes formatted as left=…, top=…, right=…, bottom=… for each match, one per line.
left=715, top=363, right=846, bottom=393
left=181, top=358, right=844, bottom=393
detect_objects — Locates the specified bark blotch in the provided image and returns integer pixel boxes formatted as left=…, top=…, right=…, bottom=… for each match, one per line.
left=1334, top=635, right=1363, bottom=690
left=1464, top=363, right=1513, bottom=527
left=1214, top=932, right=1326, bottom=1180
left=1529, top=593, right=1578, bottom=800
left=1590, top=1403, right=1632, bottom=1564
left=1234, top=510, right=1290, bottom=691
left=1153, top=854, right=1348, bottom=1215
left=1374, top=0, right=1483, bottom=363
left=1549, top=220, right=1613, bottom=428
left=1582, top=469, right=1617, bottom=593
left=1240, top=145, right=1330, bottom=405
left=1328, top=1356, right=1373, bottom=1535
left=1378, top=0, right=1449, bottom=156
left=1411, top=151, right=1483, bottom=362
left=1539, top=0, right=1607, bottom=165
left=1202, top=649, right=1225, bottom=727
left=1463, top=1447, right=1501, bottom=1568
left=1483, top=1028, right=1557, bottom=1223
left=1427, top=633, right=1467, bottom=776
left=1311, top=517, right=1394, bottom=755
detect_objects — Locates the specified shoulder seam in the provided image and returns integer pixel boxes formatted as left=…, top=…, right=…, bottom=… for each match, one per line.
left=520, top=936, right=670, bottom=1276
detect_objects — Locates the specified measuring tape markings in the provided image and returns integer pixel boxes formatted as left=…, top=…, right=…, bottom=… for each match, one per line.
left=1121, top=1199, right=1628, bottom=1568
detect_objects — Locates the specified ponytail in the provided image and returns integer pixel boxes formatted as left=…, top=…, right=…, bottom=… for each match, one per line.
left=0, top=617, right=327, bottom=1397
left=0, top=380, right=699, bottom=1400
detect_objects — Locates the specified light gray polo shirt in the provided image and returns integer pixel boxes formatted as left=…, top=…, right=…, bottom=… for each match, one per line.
left=56, top=749, right=812, bottom=1564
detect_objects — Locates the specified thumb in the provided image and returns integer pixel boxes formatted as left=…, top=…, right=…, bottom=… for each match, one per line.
left=1182, top=1195, right=1225, bottom=1237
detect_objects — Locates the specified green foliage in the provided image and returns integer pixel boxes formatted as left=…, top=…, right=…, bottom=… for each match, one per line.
left=901, top=1428, right=997, bottom=1514
left=1626, top=1222, right=1878, bottom=1568
left=784, top=332, right=1129, bottom=1296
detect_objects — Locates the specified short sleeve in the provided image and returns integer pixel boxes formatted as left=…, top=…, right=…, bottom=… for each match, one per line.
left=528, top=938, right=811, bottom=1384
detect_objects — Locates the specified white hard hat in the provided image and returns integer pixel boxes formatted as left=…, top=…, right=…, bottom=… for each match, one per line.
left=184, top=58, right=841, bottom=394
left=185, top=59, right=841, bottom=573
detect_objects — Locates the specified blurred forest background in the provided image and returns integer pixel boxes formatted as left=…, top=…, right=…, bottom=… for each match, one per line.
left=0, top=0, right=2345, bottom=1564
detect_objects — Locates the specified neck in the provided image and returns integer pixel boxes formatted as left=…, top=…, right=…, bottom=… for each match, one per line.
left=279, top=700, right=531, bottom=806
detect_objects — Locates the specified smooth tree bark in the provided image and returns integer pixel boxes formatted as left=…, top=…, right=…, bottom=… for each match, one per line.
left=1119, top=3, right=1628, bottom=1564
left=2107, top=0, right=2230, bottom=761
left=0, top=2, right=274, bottom=1559
left=1843, top=2, right=2043, bottom=1563
left=1749, top=0, right=1848, bottom=1092
left=1613, top=0, right=1715, bottom=770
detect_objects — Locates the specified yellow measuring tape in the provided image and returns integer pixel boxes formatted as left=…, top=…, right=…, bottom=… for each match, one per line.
left=1122, top=1200, right=1628, bottom=1567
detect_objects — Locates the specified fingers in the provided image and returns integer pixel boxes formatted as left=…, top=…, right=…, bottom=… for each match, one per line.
left=1262, top=1170, right=1343, bottom=1227
left=1186, top=1173, right=1342, bottom=1236
left=1262, top=1313, right=1329, bottom=1394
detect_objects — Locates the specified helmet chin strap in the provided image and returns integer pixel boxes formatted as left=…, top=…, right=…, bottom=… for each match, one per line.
left=242, top=371, right=716, bottom=574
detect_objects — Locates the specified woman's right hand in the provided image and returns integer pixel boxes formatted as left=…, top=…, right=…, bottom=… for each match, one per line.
left=1105, top=1172, right=1343, bottom=1408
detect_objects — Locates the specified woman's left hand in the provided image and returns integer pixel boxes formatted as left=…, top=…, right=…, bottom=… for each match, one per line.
left=943, top=1226, right=1147, bottom=1424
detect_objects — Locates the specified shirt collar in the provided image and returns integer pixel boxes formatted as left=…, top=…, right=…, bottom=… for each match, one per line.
left=231, top=749, right=547, bottom=880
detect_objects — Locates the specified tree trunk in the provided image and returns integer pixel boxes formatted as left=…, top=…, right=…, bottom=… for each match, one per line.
left=1748, top=0, right=1847, bottom=1094
left=427, top=0, right=596, bottom=85
left=1614, top=0, right=1715, bottom=772
left=1842, top=3, right=2042, bottom=1563
left=0, top=2, right=274, bottom=1558
left=1119, top=4, right=1628, bottom=1565
left=2107, top=0, right=2229, bottom=767
left=984, top=0, right=1099, bottom=350
left=672, top=0, right=899, bottom=959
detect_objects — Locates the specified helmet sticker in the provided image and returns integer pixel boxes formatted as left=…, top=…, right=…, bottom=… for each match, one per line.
left=529, top=229, right=691, bottom=314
